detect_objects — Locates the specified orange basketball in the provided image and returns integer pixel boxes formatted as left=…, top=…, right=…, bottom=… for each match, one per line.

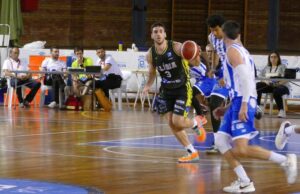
left=181, top=40, right=199, bottom=60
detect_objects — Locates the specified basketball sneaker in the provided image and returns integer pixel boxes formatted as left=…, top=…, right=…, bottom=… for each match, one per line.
left=223, top=179, right=255, bottom=193
left=178, top=152, right=200, bottom=163
left=275, top=121, right=291, bottom=150
left=281, top=154, right=298, bottom=184
left=193, top=116, right=207, bottom=142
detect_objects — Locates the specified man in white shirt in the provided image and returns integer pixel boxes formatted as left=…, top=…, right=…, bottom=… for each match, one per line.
left=2, top=47, right=41, bottom=108
left=41, top=47, right=67, bottom=108
left=95, top=47, right=123, bottom=97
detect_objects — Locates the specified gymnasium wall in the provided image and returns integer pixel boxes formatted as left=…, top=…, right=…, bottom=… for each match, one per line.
left=20, top=0, right=300, bottom=53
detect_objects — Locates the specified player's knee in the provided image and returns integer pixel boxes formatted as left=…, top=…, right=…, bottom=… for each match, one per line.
left=168, top=118, right=180, bottom=132
left=214, top=133, right=232, bottom=154
left=171, top=116, right=183, bottom=129
left=232, top=146, right=248, bottom=158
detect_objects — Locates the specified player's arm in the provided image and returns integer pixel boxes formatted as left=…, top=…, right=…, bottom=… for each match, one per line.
left=143, top=48, right=156, bottom=93
left=207, top=37, right=220, bottom=76
left=173, top=41, right=201, bottom=66
left=227, top=47, right=249, bottom=121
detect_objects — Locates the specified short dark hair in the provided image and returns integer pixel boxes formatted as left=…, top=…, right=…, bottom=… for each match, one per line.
left=96, top=46, right=105, bottom=51
left=222, top=20, right=241, bottom=40
left=206, top=15, right=226, bottom=28
left=50, top=46, right=59, bottom=52
left=151, top=22, right=166, bottom=32
left=74, top=47, right=84, bottom=53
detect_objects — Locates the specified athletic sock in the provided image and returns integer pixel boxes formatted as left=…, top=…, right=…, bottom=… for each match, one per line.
left=269, top=151, right=287, bottom=164
left=185, top=144, right=197, bottom=154
left=234, top=165, right=251, bottom=183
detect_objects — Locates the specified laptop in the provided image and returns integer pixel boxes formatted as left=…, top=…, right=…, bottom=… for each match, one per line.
left=68, top=67, right=85, bottom=72
left=85, top=66, right=102, bottom=73
left=284, top=68, right=297, bottom=79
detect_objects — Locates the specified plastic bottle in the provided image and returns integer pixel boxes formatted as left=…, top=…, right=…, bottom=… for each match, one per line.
left=118, top=41, right=123, bottom=51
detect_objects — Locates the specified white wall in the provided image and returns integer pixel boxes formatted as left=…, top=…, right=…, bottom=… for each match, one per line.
left=4, top=48, right=299, bottom=98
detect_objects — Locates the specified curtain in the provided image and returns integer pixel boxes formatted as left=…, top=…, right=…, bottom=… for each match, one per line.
left=0, top=0, right=23, bottom=45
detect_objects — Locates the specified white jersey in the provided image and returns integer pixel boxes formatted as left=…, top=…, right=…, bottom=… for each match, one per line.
left=96, top=56, right=122, bottom=77
left=225, top=43, right=257, bottom=99
left=190, top=62, right=207, bottom=82
left=208, top=33, right=230, bottom=88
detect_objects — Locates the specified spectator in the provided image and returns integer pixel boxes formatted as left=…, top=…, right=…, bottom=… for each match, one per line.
left=256, top=51, right=289, bottom=118
left=41, top=47, right=67, bottom=108
left=71, top=47, right=94, bottom=97
left=95, top=47, right=123, bottom=97
left=2, top=47, right=41, bottom=108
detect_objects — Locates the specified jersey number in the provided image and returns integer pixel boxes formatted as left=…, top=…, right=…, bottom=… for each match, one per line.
left=165, top=71, right=171, bottom=78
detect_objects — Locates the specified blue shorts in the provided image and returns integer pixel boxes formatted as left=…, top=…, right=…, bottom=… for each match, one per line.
left=218, top=97, right=259, bottom=140
left=211, top=83, right=229, bottom=99
left=193, top=78, right=216, bottom=97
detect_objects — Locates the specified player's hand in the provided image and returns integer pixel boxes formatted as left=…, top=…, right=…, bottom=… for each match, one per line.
left=239, top=102, right=248, bottom=122
left=207, top=69, right=215, bottom=78
left=218, top=78, right=226, bottom=87
left=143, top=85, right=150, bottom=94
left=213, top=106, right=226, bottom=120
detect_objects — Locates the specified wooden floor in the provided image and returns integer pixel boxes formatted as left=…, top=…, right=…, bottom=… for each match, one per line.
left=0, top=106, right=300, bottom=194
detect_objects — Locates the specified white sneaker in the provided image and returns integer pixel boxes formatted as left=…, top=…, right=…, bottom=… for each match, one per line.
left=278, top=109, right=286, bottom=118
left=275, top=121, right=291, bottom=150
left=48, top=101, right=57, bottom=108
left=281, top=154, right=298, bottom=184
left=223, top=179, right=255, bottom=193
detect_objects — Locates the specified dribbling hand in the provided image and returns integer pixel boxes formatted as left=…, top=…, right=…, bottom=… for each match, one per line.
left=213, top=106, right=226, bottom=120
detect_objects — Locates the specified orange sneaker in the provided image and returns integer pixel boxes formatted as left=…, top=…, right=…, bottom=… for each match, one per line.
left=194, top=116, right=207, bottom=142
left=178, top=152, right=200, bottom=163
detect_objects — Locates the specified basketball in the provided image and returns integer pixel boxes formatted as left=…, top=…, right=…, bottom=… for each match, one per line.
left=181, top=40, right=199, bottom=60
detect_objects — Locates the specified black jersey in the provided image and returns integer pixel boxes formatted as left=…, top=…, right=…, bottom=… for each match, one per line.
left=151, top=40, right=190, bottom=90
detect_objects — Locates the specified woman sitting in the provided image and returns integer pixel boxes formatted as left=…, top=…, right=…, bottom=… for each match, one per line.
left=256, top=51, right=289, bottom=118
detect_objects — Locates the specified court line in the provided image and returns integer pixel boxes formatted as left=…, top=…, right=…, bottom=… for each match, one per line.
left=102, top=145, right=300, bottom=165
left=79, top=134, right=207, bottom=145
left=0, top=148, right=289, bottom=168
left=0, top=115, right=169, bottom=126
left=1, top=125, right=165, bottom=138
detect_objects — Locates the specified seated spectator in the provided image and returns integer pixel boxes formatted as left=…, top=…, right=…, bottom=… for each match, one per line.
left=256, top=51, right=289, bottom=118
left=41, top=47, right=67, bottom=108
left=2, top=47, right=41, bottom=108
left=71, top=47, right=94, bottom=97
left=95, top=47, right=123, bottom=98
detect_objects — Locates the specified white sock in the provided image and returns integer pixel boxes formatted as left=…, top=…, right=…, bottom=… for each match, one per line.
left=192, top=119, right=197, bottom=129
left=269, top=151, right=287, bottom=164
left=185, top=144, right=197, bottom=154
left=285, top=125, right=296, bottom=135
left=234, top=165, right=250, bottom=183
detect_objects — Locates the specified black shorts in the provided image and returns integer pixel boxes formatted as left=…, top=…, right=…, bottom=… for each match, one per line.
left=161, top=83, right=192, bottom=117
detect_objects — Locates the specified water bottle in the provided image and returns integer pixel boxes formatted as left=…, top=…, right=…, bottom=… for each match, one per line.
left=118, top=41, right=123, bottom=51
left=138, top=55, right=146, bottom=69
left=132, top=43, right=138, bottom=52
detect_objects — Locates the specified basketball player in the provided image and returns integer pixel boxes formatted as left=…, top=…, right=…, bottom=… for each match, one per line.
left=276, top=121, right=300, bottom=150
left=206, top=15, right=230, bottom=152
left=189, top=58, right=209, bottom=124
left=206, top=15, right=263, bottom=153
left=214, top=20, right=297, bottom=193
left=143, top=22, right=206, bottom=163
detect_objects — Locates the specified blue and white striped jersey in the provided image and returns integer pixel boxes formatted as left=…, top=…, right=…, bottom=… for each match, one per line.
left=190, top=62, right=207, bottom=82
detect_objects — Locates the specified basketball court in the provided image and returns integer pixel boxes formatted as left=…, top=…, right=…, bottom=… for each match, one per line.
left=0, top=106, right=299, bottom=193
